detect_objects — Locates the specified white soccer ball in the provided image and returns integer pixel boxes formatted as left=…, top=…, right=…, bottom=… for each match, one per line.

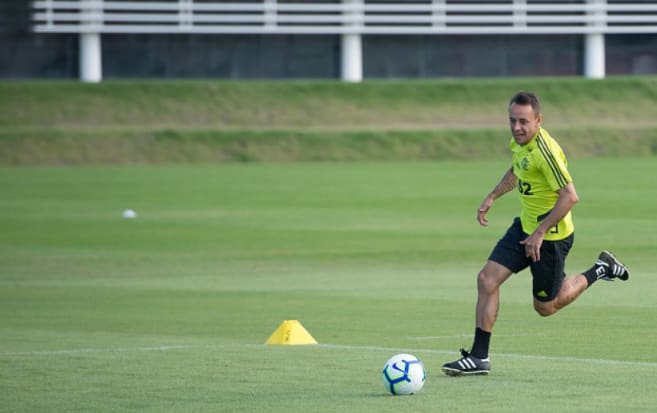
left=382, top=353, right=426, bottom=395
left=122, top=209, right=137, bottom=219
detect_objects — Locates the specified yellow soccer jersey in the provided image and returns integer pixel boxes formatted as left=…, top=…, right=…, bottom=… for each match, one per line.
left=510, top=127, right=574, bottom=241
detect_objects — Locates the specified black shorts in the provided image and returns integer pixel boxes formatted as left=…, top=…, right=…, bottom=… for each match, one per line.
left=489, top=217, right=574, bottom=302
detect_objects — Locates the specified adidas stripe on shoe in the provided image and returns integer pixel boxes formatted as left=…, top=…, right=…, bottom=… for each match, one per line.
left=595, top=250, right=630, bottom=281
left=442, top=349, right=490, bottom=376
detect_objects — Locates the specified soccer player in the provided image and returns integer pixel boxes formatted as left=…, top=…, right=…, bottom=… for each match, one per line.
left=442, top=91, right=629, bottom=376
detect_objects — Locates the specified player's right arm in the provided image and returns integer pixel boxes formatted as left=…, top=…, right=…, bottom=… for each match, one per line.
left=477, top=167, right=517, bottom=227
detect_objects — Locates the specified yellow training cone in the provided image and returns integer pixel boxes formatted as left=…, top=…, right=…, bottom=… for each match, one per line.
left=265, top=320, right=318, bottom=345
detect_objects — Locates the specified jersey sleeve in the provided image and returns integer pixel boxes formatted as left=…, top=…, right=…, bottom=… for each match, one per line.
left=535, top=137, right=572, bottom=191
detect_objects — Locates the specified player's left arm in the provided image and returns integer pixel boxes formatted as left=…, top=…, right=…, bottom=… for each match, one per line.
left=521, top=182, right=579, bottom=262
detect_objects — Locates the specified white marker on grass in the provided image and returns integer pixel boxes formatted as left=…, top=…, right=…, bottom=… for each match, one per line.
left=122, top=209, right=137, bottom=219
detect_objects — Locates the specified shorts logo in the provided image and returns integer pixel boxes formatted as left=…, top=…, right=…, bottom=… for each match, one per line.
left=536, top=290, right=548, bottom=298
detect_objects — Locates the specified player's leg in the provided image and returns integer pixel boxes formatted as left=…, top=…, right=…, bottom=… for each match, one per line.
left=530, top=233, right=576, bottom=316
left=476, top=260, right=514, bottom=332
left=533, top=274, right=588, bottom=316
left=531, top=234, right=573, bottom=316
left=531, top=235, right=630, bottom=317
left=442, top=218, right=527, bottom=376
left=442, top=261, right=512, bottom=376
left=532, top=238, right=629, bottom=316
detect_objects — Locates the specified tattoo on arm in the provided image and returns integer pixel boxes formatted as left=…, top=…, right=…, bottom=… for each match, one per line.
left=491, top=168, right=517, bottom=200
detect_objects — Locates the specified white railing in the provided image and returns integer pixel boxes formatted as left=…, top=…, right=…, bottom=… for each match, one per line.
left=29, top=1, right=657, bottom=82
left=32, top=0, right=657, bottom=35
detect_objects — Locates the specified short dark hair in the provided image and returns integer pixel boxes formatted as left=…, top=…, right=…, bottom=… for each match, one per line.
left=509, top=91, right=541, bottom=115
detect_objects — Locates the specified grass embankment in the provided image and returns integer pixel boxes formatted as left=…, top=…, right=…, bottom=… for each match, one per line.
left=2, top=77, right=657, bottom=164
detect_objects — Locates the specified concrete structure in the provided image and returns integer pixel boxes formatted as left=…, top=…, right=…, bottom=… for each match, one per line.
left=31, top=1, right=657, bottom=82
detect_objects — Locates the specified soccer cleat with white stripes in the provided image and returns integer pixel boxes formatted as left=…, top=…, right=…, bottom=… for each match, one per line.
left=442, top=349, right=490, bottom=376
left=595, top=250, right=630, bottom=281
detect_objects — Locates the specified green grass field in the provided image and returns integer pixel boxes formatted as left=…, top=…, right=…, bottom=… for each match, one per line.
left=1, top=160, right=656, bottom=412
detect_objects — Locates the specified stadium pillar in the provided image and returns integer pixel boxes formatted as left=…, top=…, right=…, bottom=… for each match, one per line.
left=341, top=34, right=362, bottom=83
left=341, top=0, right=363, bottom=82
left=79, top=0, right=102, bottom=82
left=584, top=0, right=605, bottom=79
left=79, top=33, right=102, bottom=83
left=584, top=33, right=605, bottom=79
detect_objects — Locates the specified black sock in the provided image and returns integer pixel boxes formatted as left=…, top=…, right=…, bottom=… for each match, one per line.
left=583, top=263, right=604, bottom=287
left=470, top=327, right=491, bottom=359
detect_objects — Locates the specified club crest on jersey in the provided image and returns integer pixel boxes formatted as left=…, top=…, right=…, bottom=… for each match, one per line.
left=520, top=157, right=530, bottom=171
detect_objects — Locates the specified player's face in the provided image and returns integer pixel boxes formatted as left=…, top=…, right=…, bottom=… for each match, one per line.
left=508, top=103, right=542, bottom=146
